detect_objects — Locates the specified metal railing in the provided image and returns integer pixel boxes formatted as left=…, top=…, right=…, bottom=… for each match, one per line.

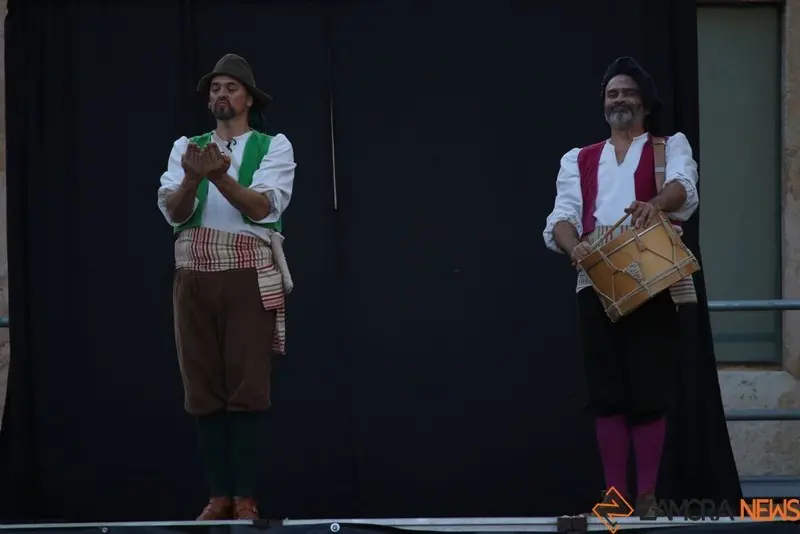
left=708, top=299, right=800, bottom=312
left=0, top=299, right=798, bottom=421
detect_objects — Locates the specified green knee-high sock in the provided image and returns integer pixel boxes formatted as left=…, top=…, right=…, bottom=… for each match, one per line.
left=196, top=411, right=232, bottom=497
left=229, top=410, right=268, bottom=498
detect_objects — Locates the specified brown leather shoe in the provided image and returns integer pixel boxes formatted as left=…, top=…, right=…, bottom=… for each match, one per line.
left=197, top=497, right=233, bottom=520
left=234, top=496, right=260, bottom=520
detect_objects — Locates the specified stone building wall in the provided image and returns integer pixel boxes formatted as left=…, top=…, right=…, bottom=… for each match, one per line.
left=0, top=1, right=798, bottom=482
left=719, top=0, right=800, bottom=478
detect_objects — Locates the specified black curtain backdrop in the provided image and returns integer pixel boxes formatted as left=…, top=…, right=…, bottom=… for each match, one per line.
left=0, top=0, right=740, bottom=524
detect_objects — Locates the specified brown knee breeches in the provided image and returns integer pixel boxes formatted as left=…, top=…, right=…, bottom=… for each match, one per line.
left=173, top=267, right=276, bottom=415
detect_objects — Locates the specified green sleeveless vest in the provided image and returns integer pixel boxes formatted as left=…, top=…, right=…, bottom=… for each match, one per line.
left=174, top=130, right=283, bottom=233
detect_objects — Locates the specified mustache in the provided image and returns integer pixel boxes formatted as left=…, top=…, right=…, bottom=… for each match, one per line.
left=608, top=104, right=632, bottom=113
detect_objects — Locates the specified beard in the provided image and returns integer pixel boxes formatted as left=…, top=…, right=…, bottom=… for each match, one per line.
left=212, top=103, right=236, bottom=121
left=605, top=104, right=640, bottom=129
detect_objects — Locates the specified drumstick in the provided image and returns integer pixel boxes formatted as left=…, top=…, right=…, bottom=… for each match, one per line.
left=589, top=212, right=632, bottom=249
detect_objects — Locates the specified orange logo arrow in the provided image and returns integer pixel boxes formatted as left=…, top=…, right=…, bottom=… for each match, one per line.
left=592, top=487, right=634, bottom=533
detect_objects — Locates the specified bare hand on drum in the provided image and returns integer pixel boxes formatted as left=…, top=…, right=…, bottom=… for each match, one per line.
left=625, top=200, right=658, bottom=229
left=570, top=242, right=593, bottom=266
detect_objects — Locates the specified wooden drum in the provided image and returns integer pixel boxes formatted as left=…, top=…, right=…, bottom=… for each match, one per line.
left=577, top=211, right=700, bottom=322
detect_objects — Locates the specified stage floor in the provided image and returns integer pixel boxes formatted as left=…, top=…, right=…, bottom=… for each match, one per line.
left=0, top=517, right=796, bottom=534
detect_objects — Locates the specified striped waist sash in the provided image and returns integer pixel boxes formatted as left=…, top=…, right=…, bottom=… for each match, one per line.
left=175, top=227, right=287, bottom=355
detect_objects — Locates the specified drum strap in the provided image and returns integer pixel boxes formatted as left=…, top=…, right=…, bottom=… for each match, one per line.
left=651, top=135, right=667, bottom=192
left=650, top=136, right=683, bottom=246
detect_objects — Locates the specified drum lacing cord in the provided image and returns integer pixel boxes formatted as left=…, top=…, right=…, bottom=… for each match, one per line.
left=589, top=229, right=650, bottom=315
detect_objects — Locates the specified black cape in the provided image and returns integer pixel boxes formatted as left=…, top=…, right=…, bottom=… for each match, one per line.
left=601, top=56, right=742, bottom=505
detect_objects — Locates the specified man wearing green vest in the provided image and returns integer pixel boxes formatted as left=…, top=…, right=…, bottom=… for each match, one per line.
left=157, top=54, right=296, bottom=521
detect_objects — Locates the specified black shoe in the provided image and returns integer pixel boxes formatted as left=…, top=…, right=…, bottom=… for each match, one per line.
left=635, top=493, right=662, bottom=518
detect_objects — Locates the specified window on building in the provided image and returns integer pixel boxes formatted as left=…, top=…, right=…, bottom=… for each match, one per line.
left=697, top=5, right=782, bottom=363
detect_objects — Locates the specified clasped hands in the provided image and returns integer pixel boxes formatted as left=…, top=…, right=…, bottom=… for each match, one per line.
left=181, top=142, right=231, bottom=183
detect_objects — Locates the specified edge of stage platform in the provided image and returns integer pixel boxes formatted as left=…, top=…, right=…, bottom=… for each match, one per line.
left=0, top=516, right=789, bottom=532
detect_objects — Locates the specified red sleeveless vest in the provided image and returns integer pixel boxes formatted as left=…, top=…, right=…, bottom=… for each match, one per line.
left=577, top=137, right=672, bottom=236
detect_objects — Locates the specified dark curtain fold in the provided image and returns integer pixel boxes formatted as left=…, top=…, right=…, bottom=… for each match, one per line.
left=0, top=0, right=44, bottom=520
left=1, top=0, right=740, bottom=523
left=329, top=0, right=741, bottom=518
left=651, top=4, right=744, bottom=508
left=1, top=0, right=341, bottom=522
left=1, top=0, right=203, bottom=522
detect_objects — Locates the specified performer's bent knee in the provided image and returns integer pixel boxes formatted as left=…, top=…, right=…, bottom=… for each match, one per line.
left=226, top=376, right=273, bottom=413
left=589, top=398, right=669, bottom=421
left=627, top=408, right=667, bottom=425
left=226, top=403, right=271, bottom=413
left=185, top=395, right=227, bottom=416
left=588, top=399, right=629, bottom=417
left=226, top=396, right=272, bottom=413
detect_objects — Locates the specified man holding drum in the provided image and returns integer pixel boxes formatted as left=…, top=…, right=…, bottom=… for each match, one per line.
left=542, top=57, right=699, bottom=515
